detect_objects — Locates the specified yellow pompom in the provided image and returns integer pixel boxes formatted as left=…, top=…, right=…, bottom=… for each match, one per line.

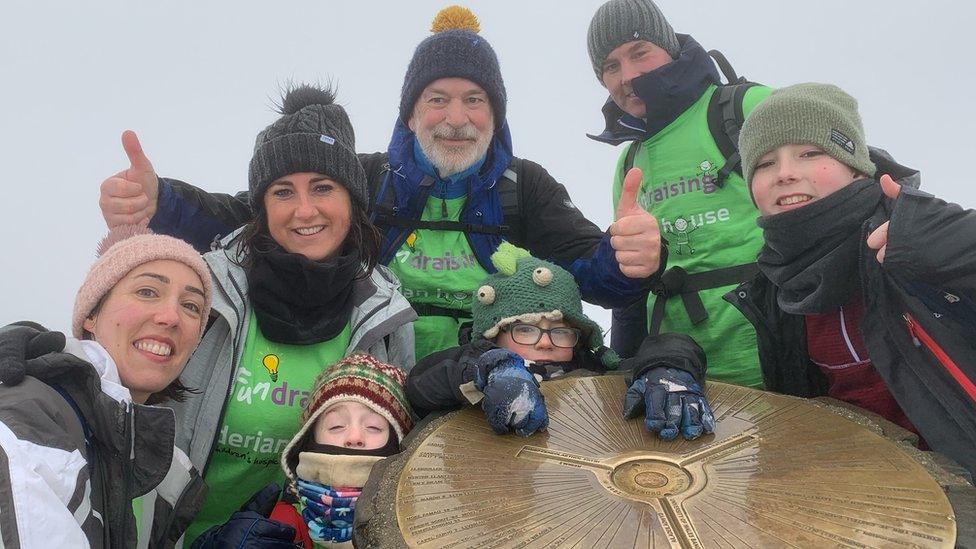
left=431, top=5, right=480, bottom=34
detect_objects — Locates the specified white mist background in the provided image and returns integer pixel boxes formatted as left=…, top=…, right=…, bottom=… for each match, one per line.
left=2, top=0, right=973, bottom=334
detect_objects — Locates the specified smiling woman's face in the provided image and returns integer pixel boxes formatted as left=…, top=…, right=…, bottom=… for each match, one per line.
left=82, top=259, right=205, bottom=403
left=264, top=172, right=352, bottom=261
left=751, top=144, right=858, bottom=216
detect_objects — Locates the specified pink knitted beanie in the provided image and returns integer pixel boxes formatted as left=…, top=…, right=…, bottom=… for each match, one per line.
left=72, top=225, right=213, bottom=339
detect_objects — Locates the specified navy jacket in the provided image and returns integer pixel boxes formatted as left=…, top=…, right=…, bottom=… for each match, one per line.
left=148, top=122, right=655, bottom=308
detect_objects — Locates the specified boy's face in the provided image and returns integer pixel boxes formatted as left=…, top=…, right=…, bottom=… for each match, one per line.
left=313, top=401, right=390, bottom=450
left=752, top=144, right=859, bottom=216
left=495, top=318, right=576, bottom=363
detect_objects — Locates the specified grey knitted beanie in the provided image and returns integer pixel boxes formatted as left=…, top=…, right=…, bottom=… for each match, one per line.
left=399, top=6, right=506, bottom=128
left=587, top=0, right=680, bottom=80
left=739, top=83, right=876, bottom=185
left=248, top=84, right=368, bottom=211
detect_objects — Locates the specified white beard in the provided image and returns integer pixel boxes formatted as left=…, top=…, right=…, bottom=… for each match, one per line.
left=415, top=122, right=493, bottom=178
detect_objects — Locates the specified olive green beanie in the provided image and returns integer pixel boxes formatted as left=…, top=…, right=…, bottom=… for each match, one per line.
left=739, top=83, right=876, bottom=186
left=471, top=243, right=619, bottom=369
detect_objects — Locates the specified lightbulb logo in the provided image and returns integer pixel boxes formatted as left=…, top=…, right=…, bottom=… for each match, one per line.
left=262, top=354, right=280, bottom=382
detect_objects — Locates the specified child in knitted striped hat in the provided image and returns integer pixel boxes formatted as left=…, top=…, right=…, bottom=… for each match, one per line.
left=269, top=354, right=413, bottom=548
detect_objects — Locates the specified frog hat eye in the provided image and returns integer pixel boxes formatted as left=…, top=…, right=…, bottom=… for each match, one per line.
left=477, top=285, right=496, bottom=305
left=532, top=267, right=553, bottom=287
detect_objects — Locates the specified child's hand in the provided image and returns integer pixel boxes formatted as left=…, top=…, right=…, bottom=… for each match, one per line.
left=190, top=483, right=296, bottom=549
left=867, top=174, right=902, bottom=263
left=475, top=349, right=549, bottom=437
left=623, top=367, right=715, bottom=441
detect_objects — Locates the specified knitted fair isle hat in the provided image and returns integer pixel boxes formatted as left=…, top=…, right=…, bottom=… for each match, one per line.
left=72, top=225, right=212, bottom=339
left=248, top=84, right=369, bottom=212
left=739, top=82, right=877, bottom=186
left=587, top=0, right=680, bottom=80
left=280, top=354, right=413, bottom=473
left=471, top=243, right=619, bottom=369
left=399, top=6, right=506, bottom=128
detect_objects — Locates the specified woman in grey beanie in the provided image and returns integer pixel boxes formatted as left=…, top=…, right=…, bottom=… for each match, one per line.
left=729, top=82, right=976, bottom=476
left=153, top=83, right=417, bottom=545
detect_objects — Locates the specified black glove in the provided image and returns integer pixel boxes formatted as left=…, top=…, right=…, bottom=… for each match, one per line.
left=190, top=483, right=298, bottom=549
left=0, top=322, right=66, bottom=386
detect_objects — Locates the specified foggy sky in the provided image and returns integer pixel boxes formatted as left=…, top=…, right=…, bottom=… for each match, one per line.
left=2, top=0, right=973, bottom=332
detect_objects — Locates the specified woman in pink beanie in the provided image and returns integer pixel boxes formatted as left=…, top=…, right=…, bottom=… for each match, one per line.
left=0, top=225, right=213, bottom=548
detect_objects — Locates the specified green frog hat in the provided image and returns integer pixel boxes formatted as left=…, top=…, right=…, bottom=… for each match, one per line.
left=471, top=243, right=619, bottom=369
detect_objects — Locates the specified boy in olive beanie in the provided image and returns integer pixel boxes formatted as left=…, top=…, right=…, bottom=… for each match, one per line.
left=740, top=83, right=875, bottom=190
left=407, top=243, right=714, bottom=442
left=730, top=82, right=976, bottom=475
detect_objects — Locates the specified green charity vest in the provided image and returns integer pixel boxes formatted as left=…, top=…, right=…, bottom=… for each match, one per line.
left=387, top=194, right=489, bottom=361
left=185, top=315, right=351, bottom=543
left=611, top=84, right=771, bottom=388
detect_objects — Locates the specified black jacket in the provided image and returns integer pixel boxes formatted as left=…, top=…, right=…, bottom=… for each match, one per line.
left=726, top=184, right=976, bottom=474
left=149, top=151, right=659, bottom=309
left=406, top=333, right=707, bottom=418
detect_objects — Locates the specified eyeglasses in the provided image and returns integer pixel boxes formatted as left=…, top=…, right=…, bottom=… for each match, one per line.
left=505, top=323, right=581, bottom=348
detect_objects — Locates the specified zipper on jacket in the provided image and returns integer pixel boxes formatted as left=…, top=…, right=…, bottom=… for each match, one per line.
left=903, top=312, right=976, bottom=404
left=120, top=401, right=134, bottom=547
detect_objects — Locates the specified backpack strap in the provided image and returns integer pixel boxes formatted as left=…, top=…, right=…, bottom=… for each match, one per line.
left=50, top=383, right=96, bottom=472
left=373, top=161, right=521, bottom=237
left=619, top=140, right=642, bottom=186
left=647, top=263, right=759, bottom=335
left=707, top=49, right=746, bottom=85
left=496, top=158, right=522, bottom=241
left=707, top=82, right=757, bottom=187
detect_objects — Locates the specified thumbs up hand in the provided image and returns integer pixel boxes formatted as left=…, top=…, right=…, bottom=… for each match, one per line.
left=866, top=174, right=902, bottom=264
left=98, top=130, right=159, bottom=228
left=610, top=167, right=662, bottom=278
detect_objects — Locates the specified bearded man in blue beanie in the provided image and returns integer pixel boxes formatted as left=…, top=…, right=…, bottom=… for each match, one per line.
left=97, top=6, right=666, bottom=362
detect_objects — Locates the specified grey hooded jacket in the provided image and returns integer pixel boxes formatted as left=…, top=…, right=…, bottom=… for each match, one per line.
left=0, top=335, right=203, bottom=549
left=143, top=229, right=416, bottom=542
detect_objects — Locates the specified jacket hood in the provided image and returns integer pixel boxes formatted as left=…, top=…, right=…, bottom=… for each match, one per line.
left=588, top=34, right=720, bottom=146
left=385, top=118, right=513, bottom=211
left=869, top=147, right=920, bottom=190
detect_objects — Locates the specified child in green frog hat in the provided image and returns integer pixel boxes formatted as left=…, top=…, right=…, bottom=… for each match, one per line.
left=406, top=242, right=713, bottom=440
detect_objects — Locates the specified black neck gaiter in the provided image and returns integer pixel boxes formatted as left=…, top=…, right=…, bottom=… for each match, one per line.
left=246, top=244, right=362, bottom=345
left=757, top=179, right=881, bottom=315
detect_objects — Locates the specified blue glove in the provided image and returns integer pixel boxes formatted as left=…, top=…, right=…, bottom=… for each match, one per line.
left=297, top=479, right=360, bottom=543
left=474, top=348, right=549, bottom=437
left=623, top=367, right=715, bottom=441
left=190, top=483, right=297, bottom=549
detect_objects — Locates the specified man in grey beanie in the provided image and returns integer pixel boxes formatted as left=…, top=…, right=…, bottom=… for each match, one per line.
left=586, top=0, right=773, bottom=390
left=96, top=5, right=666, bottom=364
